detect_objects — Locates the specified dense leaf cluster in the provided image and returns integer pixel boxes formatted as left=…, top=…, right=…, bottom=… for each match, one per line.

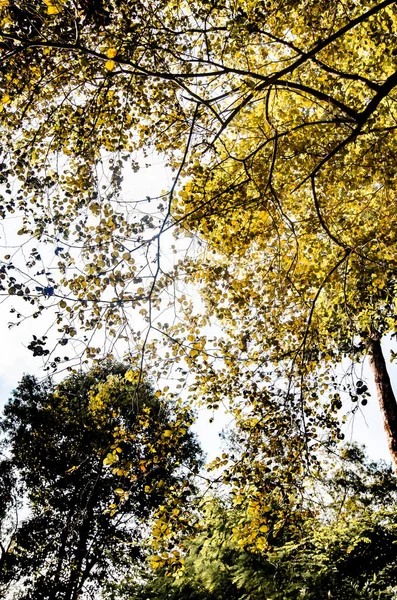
left=0, top=363, right=202, bottom=600
left=125, top=449, right=397, bottom=600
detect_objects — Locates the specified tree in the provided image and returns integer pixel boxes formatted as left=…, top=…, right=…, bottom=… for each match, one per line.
left=0, top=2, right=397, bottom=473
left=125, top=447, right=397, bottom=600
left=171, top=2, right=397, bottom=471
left=175, top=56, right=397, bottom=467
left=0, top=457, right=21, bottom=599
left=0, top=362, right=202, bottom=600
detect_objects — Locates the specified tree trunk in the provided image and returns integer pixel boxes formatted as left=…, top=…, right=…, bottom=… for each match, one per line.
left=66, top=511, right=92, bottom=600
left=367, top=335, right=397, bottom=473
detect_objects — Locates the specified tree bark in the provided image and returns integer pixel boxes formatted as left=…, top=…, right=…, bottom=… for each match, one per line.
left=367, top=335, right=397, bottom=473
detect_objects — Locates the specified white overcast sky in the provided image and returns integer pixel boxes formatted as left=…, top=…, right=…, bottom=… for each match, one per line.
left=0, top=156, right=393, bottom=465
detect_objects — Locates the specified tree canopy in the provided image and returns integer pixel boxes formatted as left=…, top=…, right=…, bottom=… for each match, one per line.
left=0, top=0, right=397, bottom=556
left=0, top=362, right=202, bottom=599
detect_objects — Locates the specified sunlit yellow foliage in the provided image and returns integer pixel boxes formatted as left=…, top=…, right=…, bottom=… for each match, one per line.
left=1, top=0, right=397, bottom=549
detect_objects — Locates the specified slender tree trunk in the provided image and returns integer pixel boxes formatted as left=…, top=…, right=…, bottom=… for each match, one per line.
left=53, top=511, right=74, bottom=592
left=66, top=513, right=91, bottom=600
left=367, top=335, right=397, bottom=473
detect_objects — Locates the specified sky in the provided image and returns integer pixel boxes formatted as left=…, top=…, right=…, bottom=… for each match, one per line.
left=342, top=349, right=392, bottom=462
left=0, top=156, right=394, bottom=466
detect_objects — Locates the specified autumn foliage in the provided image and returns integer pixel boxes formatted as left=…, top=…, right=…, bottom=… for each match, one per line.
left=1, top=1, right=397, bottom=596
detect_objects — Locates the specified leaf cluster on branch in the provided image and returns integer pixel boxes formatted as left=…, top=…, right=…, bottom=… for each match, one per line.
left=119, top=447, right=397, bottom=600
left=0, top=0, right=397, bottom=514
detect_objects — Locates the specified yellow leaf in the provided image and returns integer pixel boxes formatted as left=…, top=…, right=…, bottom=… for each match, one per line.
left=103, top=452, right=118, bottom=466
left=125, top=370, right=137, bottom=383
left=105, top=60, right=115, bottom=71
left=106, top=48, right=118, bottom=59
left=150, top=555, right=165, bottom=569
left=66, top=465, right=78, bottom=473
left=47, top=5, right=61, bottom=15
